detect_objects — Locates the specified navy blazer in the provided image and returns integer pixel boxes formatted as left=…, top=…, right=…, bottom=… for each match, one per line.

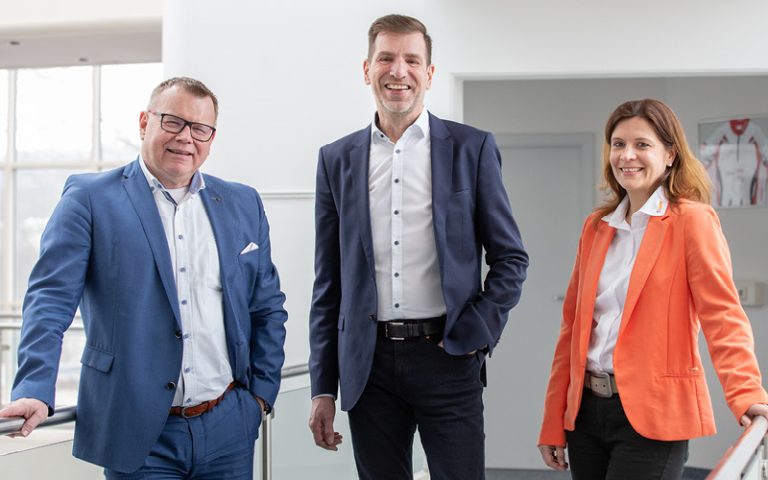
left=11, top=159, right=287, bottom=472
left=309, top=114, right=528, bottom=411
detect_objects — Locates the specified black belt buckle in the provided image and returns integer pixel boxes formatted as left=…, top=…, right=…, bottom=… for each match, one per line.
left=385, top=321, right=406, bottom=341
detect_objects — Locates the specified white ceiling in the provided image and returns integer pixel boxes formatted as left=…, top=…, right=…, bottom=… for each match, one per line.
left=0, top=20, right=161, bottom=69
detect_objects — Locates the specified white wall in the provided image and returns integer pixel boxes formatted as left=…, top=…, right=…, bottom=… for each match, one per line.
left=1, top=1, right=160, bottom=30
left=464, top=76, right=768, bottom=469
left=162, top=0, right=768, bottom=468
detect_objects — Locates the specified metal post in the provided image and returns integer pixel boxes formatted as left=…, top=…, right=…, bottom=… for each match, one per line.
left=259, top=408, right=275, bottom=480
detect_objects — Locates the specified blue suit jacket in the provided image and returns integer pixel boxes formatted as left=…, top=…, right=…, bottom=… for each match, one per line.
left=11, top=159, right=287, bottom=472
left=309, top=114, right=528, bottom=411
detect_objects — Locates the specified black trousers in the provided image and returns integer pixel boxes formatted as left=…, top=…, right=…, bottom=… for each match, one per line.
left=348, top=333, right=485, bottom=480
left=565, top=390, right=688, bottom=480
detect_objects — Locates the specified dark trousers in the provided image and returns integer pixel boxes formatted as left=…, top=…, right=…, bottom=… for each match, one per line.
left=348, top=334, right=486, bottom=480
left=565, top=390, right=688, bottom=480
left=104, top=388, right=262, bottom=479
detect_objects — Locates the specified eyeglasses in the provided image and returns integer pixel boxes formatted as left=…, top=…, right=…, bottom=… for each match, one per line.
left=147, top=111, right=216, bottom=142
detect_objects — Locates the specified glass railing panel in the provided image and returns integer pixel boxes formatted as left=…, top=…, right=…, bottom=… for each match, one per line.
left=0, top=423, right=101, bottom=479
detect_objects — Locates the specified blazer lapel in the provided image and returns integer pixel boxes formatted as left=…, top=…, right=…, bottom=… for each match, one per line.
left=429, top=114, right=453, bottom=263
left=349, top=128, right=376, bottom=274
left=200, top=182, right=244, bottom=368
left=121, top=159, right=181, bottom=327
left=578, top=221, right=615, bottom=359
left=619, top=214, right=670, bottom=335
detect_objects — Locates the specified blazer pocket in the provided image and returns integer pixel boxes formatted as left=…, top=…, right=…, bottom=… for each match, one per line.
left=80, top=345, right=114, bottom=373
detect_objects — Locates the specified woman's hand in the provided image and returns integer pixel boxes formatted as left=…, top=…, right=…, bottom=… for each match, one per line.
left=538, top=444, right=569, bottom=471
left=740, top=403, right=768, bottom=427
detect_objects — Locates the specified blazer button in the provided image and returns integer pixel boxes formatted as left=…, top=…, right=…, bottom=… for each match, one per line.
left=166, top=382, right=176, bottom=390
left=368, top=314, right=376, bottom=321
left=175, top=330, right=182, bottom=339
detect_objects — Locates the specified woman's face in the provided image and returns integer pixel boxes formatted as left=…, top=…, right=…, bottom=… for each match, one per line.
left=609, top=116, right=675, bottom=205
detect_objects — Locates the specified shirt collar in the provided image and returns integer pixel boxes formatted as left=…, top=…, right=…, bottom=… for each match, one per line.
left=603, top=186, right=669, bottom=228
left=371, top=107, right=430, bottom=144
left=138, top=155, right=206, bottom=195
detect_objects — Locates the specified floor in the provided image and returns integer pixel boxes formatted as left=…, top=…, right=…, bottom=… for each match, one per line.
left=485, top=467, right=711, bottom=479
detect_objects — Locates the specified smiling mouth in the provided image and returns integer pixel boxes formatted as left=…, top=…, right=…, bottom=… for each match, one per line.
left=167, top=148, right=192, bottom=156
left=621, top=167, right=643, bottom=173
left=385, top=83, right=411, bottom=91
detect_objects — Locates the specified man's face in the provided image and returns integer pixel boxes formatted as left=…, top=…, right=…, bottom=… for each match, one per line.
left=139, top=85, right=217, bottom=188
left=363, top=31, right=434, bottom=122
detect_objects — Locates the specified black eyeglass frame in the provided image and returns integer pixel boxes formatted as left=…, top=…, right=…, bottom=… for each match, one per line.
left=147, top=110, right=217, bottom=142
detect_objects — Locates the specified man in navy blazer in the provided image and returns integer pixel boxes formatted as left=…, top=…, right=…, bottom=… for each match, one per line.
left=308, top=15, right=528, bottom=479
left=0, top=77, right=287, bottom=478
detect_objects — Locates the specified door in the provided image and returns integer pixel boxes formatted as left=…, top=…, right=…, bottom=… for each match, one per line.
left=485, top=134, right=595, bottom=469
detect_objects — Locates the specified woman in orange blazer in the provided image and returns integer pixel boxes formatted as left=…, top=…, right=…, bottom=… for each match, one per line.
left=538, top=99, right=768, bottom=479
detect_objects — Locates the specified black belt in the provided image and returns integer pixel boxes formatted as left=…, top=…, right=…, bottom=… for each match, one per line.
left=378, top=316, right=445, bottom=340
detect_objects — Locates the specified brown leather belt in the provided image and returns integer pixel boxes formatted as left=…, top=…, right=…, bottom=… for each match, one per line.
left=378, top=316, right=446, bottom=341
left=169, top=382, right=236, bottom=418
left=584, top=371, right=618, bottom=398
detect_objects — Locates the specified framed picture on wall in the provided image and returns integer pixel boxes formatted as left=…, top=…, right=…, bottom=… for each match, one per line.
left=698, top=115, right=768, bottom=208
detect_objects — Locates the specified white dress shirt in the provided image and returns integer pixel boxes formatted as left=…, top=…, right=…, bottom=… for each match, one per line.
left=139, top=157, right=233, bottom=405
left=368, top=108, right=447, bottom=321
left=587, top=187, right=669, bottom=374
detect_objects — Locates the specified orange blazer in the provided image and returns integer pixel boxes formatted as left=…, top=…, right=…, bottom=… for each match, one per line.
left=539, top=200, right=768, bottom=445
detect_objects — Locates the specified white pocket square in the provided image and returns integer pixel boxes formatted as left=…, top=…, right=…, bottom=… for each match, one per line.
left=240, top=242, right=259, bottom=254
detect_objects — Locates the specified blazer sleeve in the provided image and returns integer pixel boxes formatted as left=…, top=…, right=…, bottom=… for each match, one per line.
left=538, top=217, right=589, bottom=446
left=11, top=177, right=92, bottom=413
left=684, top=205, right=768, bottom=421
left=246, top=188, right=288, bottom=409
left=447, top=132, right=529, bottom=354
left=308, top=148, right=341, bottom=397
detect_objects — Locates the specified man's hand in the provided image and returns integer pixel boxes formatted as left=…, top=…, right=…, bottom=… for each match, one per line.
left=437, top=340, right=476, bottom=356
left=740, top=403, right=768, bottom=427
left=0, top=398, right=48, bottom=437
left=308, top=396, right=343, bottom=451
left=538, top=444, right=569, bottom=471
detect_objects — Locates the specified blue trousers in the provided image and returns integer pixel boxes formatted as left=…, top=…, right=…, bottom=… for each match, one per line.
left=348, top=334, right=486, bottom=480
left=104, top=387, right=262, bottom=479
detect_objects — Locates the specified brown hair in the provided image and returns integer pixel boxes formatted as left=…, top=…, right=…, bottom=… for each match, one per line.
left=368, top=14, right=432, bottom=65
left=148, top=77, right=219, bottom=121
left=594, top=98, right=711, bottom=220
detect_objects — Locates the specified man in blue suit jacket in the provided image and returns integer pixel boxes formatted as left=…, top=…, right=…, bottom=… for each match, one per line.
left=0, top=77, right=287, bottom=478
left=308, top=15, right=528, bottom=479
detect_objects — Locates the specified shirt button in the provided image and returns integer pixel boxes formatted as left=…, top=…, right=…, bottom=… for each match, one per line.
left=394, top=178, right=400, bottom=183
left=178, top=234, right=184, bottom=240
left=395, top=149, right=401, bottom=154
left=394, top=303, right=400, bottom=308
left=394, top=240, right=399, bottom=246
left=183, top=333, right=191, bottom=339
left=184, top=367, right=191, bottom=373
left=394, top=272, right=400, bottom=278
left=180, top=267, right=186, bottom=273
left=181, top=299, right=188, bottom=305
left=394, top=210, right=399, bottom=215
left=166, top=382, right=176, bottom=390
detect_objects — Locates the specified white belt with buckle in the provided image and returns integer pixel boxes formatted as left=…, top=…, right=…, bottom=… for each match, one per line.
left=585, top=371, right=618, bottom=398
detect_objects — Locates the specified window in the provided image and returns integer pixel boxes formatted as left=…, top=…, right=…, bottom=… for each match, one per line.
left=0, top=63, right=162, bottom=405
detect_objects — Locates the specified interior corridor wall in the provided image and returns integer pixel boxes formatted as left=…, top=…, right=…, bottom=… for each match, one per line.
left=162, top=0, right=768, bottom=467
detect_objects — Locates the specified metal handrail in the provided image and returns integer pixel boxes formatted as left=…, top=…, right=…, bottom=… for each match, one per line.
left=0, top=405, right=77, bottom=436
left=706, top=415, right=768, bottom=480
